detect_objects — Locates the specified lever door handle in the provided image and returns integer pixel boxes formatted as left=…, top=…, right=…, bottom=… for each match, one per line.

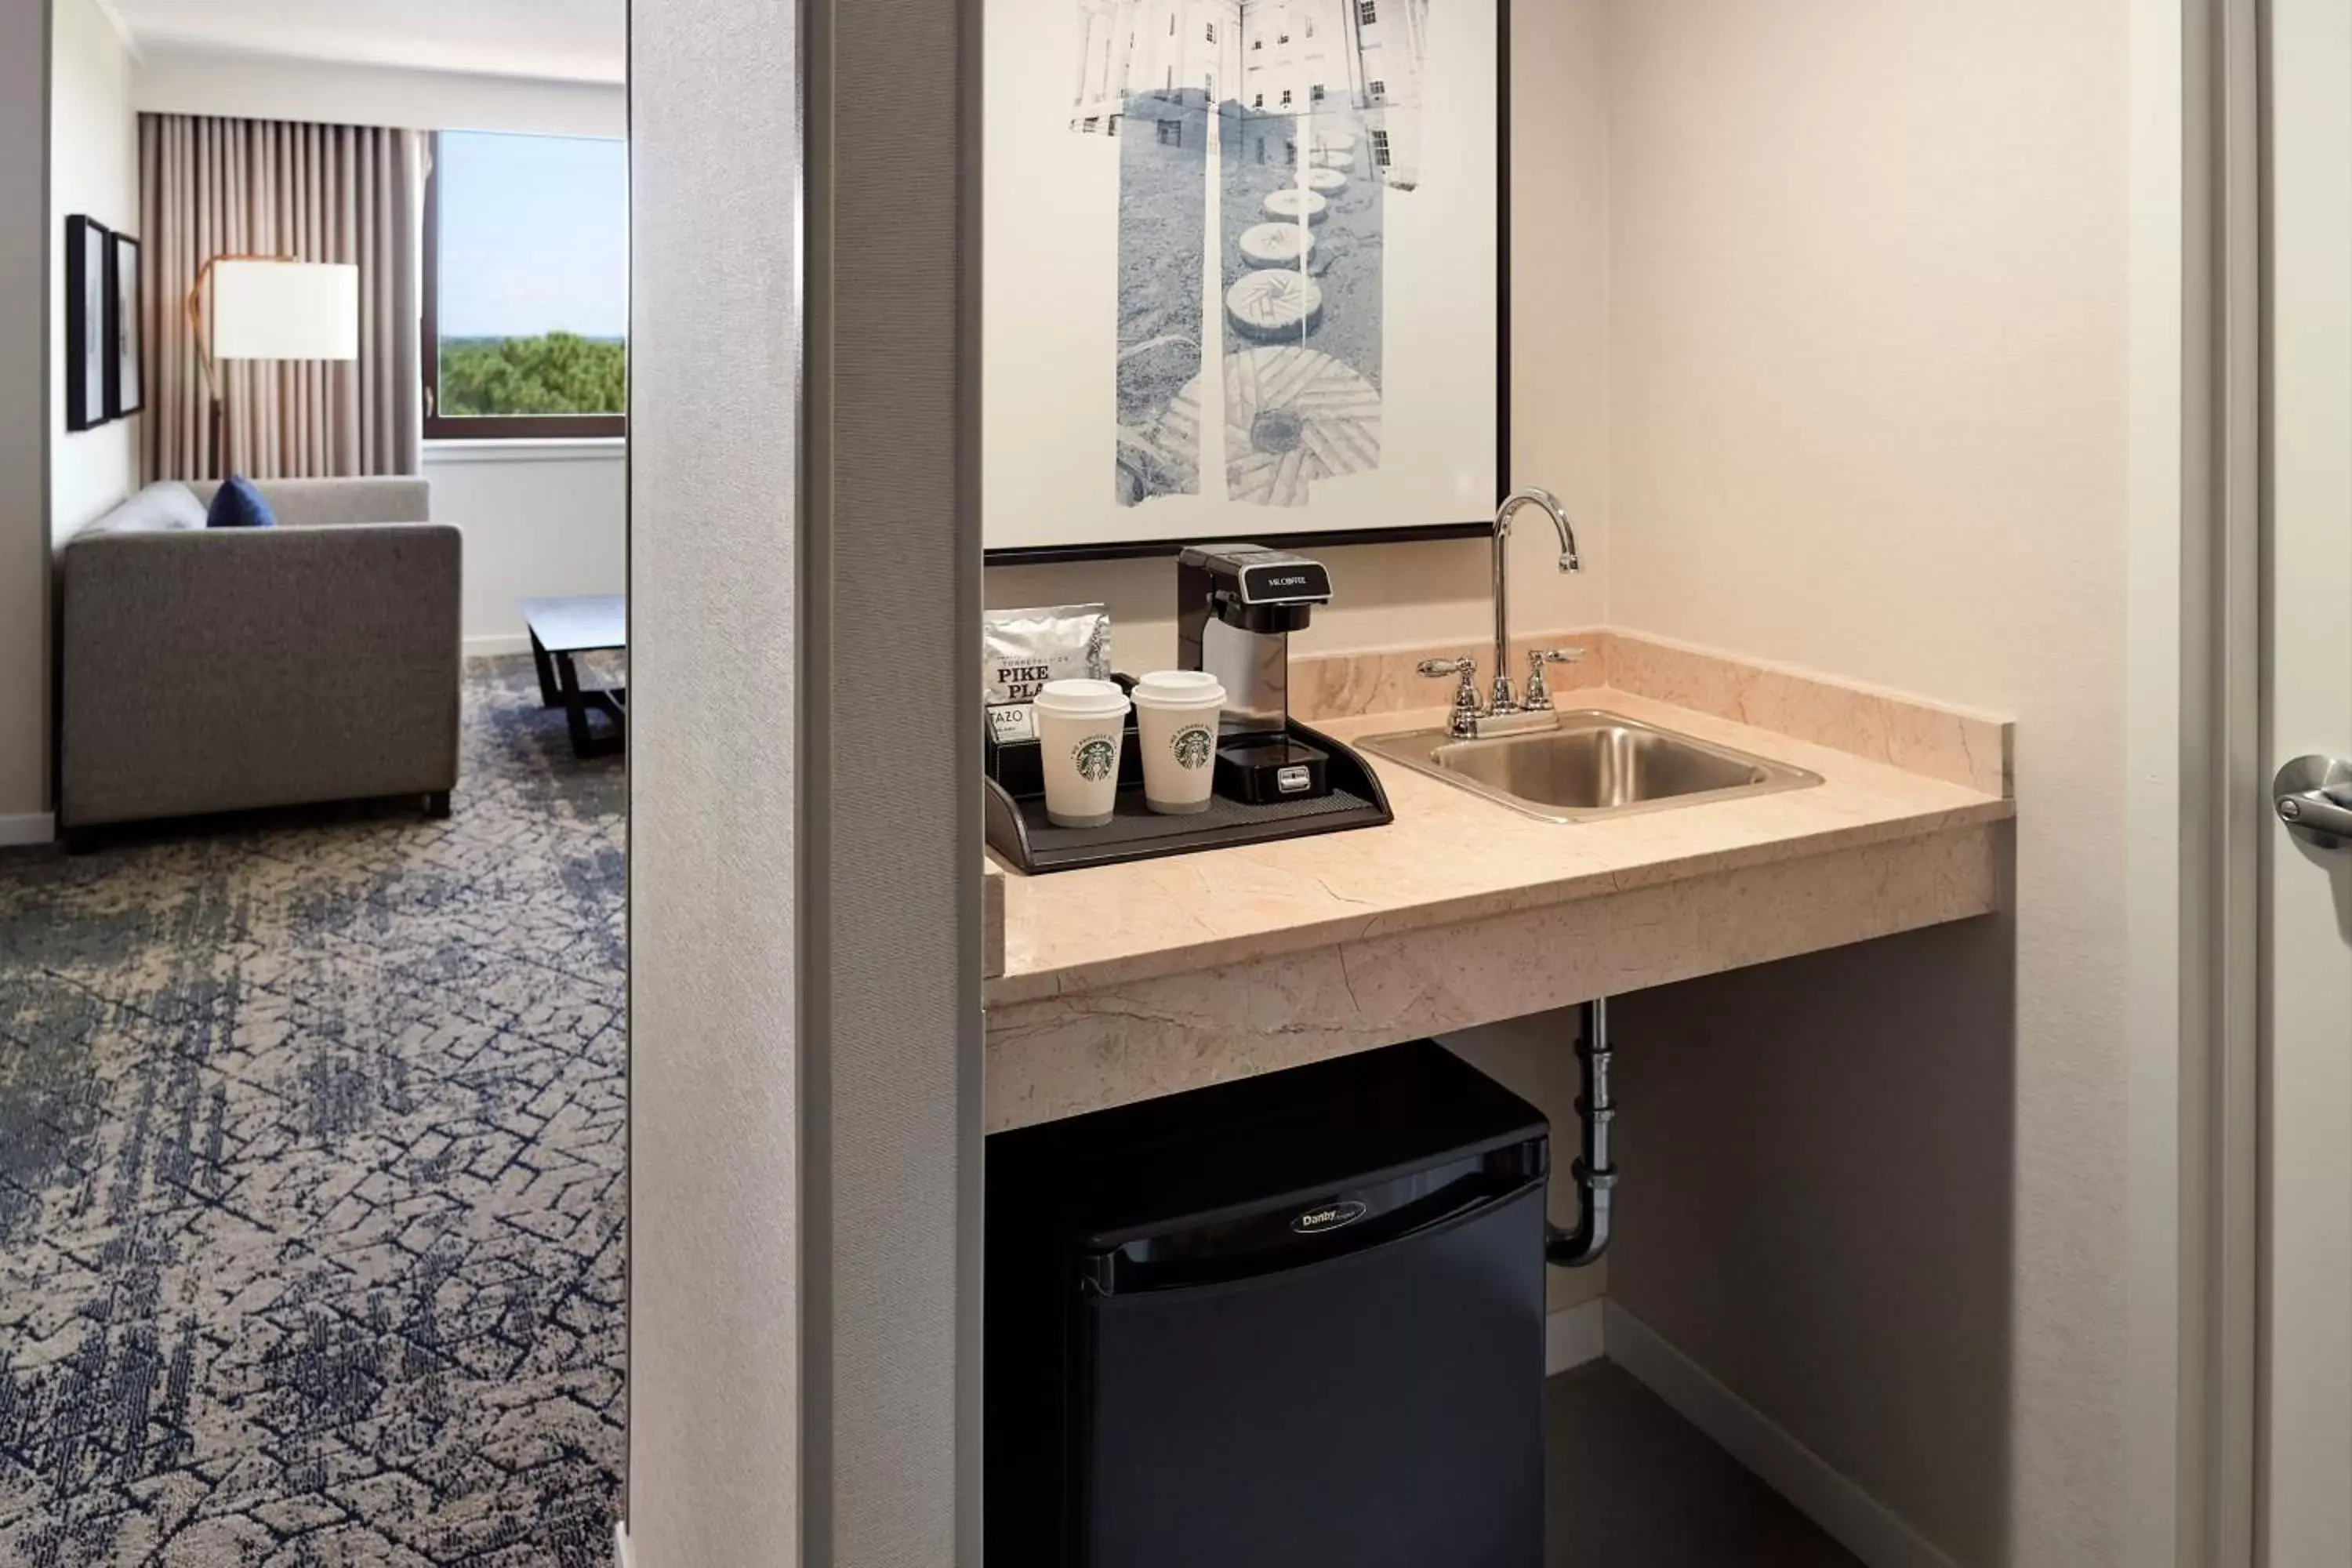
left=2274, top=755, right=2352, bottom=847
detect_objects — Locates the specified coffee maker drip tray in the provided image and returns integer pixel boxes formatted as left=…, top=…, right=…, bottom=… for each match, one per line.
left=984, top=717, right=1393, bottom=876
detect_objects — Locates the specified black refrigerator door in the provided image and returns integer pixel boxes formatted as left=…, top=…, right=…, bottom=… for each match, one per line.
left=1081, top=1180, right=1546, bottom=1568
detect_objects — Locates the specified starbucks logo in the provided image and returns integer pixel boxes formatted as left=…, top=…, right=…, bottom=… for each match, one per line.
left=1073, top=736, right=1118, bottom=782
left=1173, top=725, right=1214, bottom=770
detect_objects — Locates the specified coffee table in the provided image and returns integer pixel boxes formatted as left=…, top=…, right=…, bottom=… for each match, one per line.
left=520, top=595, right=626, bottom=758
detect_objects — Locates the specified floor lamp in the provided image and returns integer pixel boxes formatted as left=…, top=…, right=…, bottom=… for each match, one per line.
left=187, top=257, right=360, bottom=477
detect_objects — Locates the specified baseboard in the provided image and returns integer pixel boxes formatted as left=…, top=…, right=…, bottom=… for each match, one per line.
left=0, top=812, right=56, bottom=848
left=615, top=1521, right=633, bottom=1568
left=1602, top=1304, right=1959, bottom=1568
left=1545, top=1299, right=1606, bottom=1377
left=466, top=633, right=534, bottom=658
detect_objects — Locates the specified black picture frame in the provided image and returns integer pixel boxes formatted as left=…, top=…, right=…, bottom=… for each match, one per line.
left=64, top=216, right=110, bottom=433
left=105, top=230, right=143, bottom=420
left=981, top=0, right=1512, bottom=566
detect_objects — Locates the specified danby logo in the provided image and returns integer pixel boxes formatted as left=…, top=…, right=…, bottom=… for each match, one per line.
left=1290, top=1200, right=1368, bottom=1236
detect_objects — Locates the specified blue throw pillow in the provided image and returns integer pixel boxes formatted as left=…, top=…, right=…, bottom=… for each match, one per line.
left=205, top=474, right=277, bottom=529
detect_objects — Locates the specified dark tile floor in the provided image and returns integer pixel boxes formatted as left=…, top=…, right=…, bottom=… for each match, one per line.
left=1547, top=1361, right=1865, bottom=1568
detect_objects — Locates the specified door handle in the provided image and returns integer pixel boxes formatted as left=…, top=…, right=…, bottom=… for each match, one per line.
left=2274, top=755, right=2352, bottom=848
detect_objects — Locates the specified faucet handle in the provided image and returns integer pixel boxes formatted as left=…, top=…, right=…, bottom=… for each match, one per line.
left=1419, top=658, right=1483, bottom=739
left=1523, top=647, right=1585, bottom=710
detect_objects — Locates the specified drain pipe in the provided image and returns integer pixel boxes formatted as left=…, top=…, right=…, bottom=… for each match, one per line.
left=1545, top=997, right=1617, bottom=1268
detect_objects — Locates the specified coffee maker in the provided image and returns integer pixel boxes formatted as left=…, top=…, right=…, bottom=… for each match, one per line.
left=1175, top=543, right=1335, bottom=804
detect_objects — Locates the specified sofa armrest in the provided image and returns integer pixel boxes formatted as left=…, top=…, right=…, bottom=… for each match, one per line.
left=187, top=476, right=433, bottom=528
left=60, top=523, right=463, bottom=826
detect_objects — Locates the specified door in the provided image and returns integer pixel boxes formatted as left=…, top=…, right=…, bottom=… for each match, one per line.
left=2261, top=0, right=2352, bottom=1559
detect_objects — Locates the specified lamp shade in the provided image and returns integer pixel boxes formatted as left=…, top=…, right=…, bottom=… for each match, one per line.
left=209, top=260, right=359, bottom=361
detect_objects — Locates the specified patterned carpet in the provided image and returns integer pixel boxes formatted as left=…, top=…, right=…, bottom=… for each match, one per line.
left=0, top=658, right=626, bottom=1567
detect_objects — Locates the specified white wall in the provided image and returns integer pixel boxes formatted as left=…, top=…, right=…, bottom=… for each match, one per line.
left=626, top=0, right=803, bottom=1554
left=1, top=1, right=51, bottom=842
left=12, top=0, right=140, bottom=844
left=421, top=442, right=628, bottom=652
left=630, top=0, right=978, bottom=1560
left=134, top=46, right=628, bottom=139
left=50, top=0, right=138, bottom=546
left=1596, top=3, right=2146, bottom=1563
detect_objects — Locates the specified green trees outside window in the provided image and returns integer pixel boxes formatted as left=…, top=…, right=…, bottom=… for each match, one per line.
left=436, top=332, right=627, bottom=418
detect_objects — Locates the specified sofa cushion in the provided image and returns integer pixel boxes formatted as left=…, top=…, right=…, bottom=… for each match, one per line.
left=78, top=482, right=207, bottom=538
left=206, top=474, right=278, bottom=530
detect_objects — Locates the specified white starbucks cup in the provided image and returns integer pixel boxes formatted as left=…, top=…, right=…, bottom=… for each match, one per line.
left=1033, top=678, right=1132, bottom=828
left=1131, top=670, right=1226, bottom=815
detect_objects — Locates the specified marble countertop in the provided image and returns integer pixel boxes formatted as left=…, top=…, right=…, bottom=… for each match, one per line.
left=985, top=688, right=2013, bottom=1010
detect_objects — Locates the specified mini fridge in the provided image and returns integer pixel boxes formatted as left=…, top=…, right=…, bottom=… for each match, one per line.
left=986, top=1040, right=1550, bottom=1568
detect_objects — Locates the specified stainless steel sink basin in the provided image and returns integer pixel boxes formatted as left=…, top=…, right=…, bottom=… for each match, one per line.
left=1358, top=710, right=1824, bottom=823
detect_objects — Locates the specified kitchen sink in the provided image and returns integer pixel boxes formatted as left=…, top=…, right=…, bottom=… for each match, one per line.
left=1358, top=710, right=1824, bottom=823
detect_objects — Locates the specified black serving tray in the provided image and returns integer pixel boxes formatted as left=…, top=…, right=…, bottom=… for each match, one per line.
left=984, top=699, right=1394, bottom=875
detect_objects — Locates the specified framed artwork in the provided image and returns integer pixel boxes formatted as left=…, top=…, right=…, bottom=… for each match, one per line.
left=983, top=0, right=1504, bottom=561
left=64, top=216, right=110, bottom=433
left=106, top=231, right=143, bottom=420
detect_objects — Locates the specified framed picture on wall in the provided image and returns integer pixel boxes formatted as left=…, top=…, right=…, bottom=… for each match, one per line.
left=106, top=231, right=143, bottom=420
left=982, top=0, right=1504, bottom=561
left=64, top=216, right=110, bottom=433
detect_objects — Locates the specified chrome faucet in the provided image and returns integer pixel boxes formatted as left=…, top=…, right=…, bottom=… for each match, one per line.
left=1491, top=487, right=1581, bottom=710
left=1420, top=487, right=1584, bottom=739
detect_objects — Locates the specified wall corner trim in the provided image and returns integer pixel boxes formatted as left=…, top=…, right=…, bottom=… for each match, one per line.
left=1545, top=1300, right=1606, bottom=1376
left=0, top=813, right=57, bottom=848
left=1602, top=1304, right=1959, bottom=1568
left=91, top=0, right=141, bottom=60
left=613, top=1521, right=633, bottom=1568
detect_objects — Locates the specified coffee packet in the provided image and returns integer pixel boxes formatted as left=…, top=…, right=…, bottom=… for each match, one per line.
left=985, top=604, right=1112, bottom=744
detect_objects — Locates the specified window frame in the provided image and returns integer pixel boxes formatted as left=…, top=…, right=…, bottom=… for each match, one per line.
left=421, top=133, right=627, bottom=441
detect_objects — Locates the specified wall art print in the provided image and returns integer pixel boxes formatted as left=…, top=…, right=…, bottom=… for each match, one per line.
left=65, top=215, right=110, bottom=434
left=984, top=0, right=1499, bottom=554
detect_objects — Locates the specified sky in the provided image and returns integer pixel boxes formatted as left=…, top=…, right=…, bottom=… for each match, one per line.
left=437, top=130, right=628, bottom=339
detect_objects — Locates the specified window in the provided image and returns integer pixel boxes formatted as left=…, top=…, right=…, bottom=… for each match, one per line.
left=1205, top=21, right=1216, bottom=42
left=1310, top=82, right=1325, bottom=103
left=1255, top=136, right=1268, bottom=164
left=1252, top=38, right=1262, bottom=49
left=1109, top=113, right=1123, bottom=136
left=1280, top=87, right=1293, bottom=106
left=424, top=131, right=626, bottom=439
left=1285, top=139, right=1298, bottom=165
left=1305, top=16, right=1316, bottom=35
left=1367, top=78, right=1387, bottom=100
left=1358, top=0, right=1377, bottom=23
left=1156, top=118, right=1183, bottom=147
left=1253, top=92, right=1264, bottom=107
left=1370, top=128, right=1392, bottom=166
left=1278, top=31, right=1290, bottom=43
left=1083, top=115, right=1101, bottom=132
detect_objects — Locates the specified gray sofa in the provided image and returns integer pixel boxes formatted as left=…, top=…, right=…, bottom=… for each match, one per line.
left=60, top=477, right=462, bottom=835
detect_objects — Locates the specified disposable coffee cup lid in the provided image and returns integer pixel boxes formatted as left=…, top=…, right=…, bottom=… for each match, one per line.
left=1132, top=670, right=1226, bottom=708
left=1033, top=677, right=1131, bottom=718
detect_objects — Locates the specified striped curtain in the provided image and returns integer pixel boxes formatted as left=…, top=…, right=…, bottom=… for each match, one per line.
left=140, top=114, right=423, bottom=481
